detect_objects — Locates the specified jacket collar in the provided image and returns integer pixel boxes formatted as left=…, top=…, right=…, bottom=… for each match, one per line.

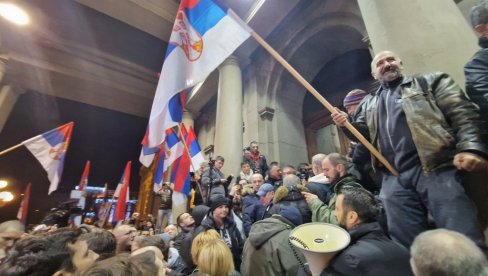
left=373, top=75, right=412, bottom=95
left=348, top=222, right=383, bottom=242
left=479, top=37, right=488, bottom=48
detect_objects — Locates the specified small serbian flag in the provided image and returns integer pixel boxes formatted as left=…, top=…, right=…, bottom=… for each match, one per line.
left=16, top=183, right=31, bottom=224
left=114, top=161, right=131, bottom=221
left=22, top=122, right=74, bottom=194
left=78, top=160, right=91, bottom=191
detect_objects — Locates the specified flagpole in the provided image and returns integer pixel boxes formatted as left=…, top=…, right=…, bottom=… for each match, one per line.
left=0, top=143, right=23, bottom=156
left=250, top=31, right=398, bottom=176
left=176, top=125, right=205, bottom=200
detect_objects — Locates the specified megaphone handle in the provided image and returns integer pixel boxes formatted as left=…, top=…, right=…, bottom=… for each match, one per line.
left=288, top=238, right=311, bottom=276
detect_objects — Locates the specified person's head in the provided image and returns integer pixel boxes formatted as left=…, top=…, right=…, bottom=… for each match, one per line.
left=240, top=162, right=251, bottom=174
left=131, top=246, right=166, bottom=276
left=281, top=165, right=296, bottom=177
left=371, top=51, right=403, bottom=85
left=311, top=154, right=327, bottom=175
left=210, top=197, right=230, bottom=222
left=283, top=174, right=300, bottom=189
left=112, top=225, right=137, bottom=254
left=277, top=205, right=303, bottom=227
left=257, top=183, right=275, bottom=205
left=131, top=235, right=166, bottom=257
left=0, top=220, right=24, bottom=254
left=176, top=212, right=195, bottom=229
left=268, top=165, right=282, bottom=179
left=163, top=225, right=178, bottom=239
left=250, top=141, right=259, bottom=154
left=251, top=173, right=264, bottom=192
left=335, top=187, right=378, bottom=230
left=75, top=255, right=155, bottom=276
left=191, top=205, right=211, bottom=227
left=343, top=89, right=368, bottom=116
left=410, top=229, right=488, bottom=276
left=322, top=153, right=348, bottom=183
left=68, top=239, right=100, bottom=272
left=191, top=229, right=221, bottom=264
left=470, top=1, right=488, bottom=37
left=77, top=230, right=116, bottom=260
left=131, top=212, right=140, bottom=220
left=214, top=156, right=225, bottom=170
left=197, top=239, right=234, bottom=276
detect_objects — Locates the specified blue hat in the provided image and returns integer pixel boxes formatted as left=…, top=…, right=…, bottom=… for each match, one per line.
left=257, top=183, right=275, bottom=197
left=279, top=205, right=303, bottom=226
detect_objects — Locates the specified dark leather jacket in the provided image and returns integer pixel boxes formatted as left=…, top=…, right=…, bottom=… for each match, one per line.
left=465, top=38, right=488, bottom=133
left=346, top=72, right=487, bottom=172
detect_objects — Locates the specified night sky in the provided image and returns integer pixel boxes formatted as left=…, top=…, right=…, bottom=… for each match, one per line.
left=0, top=91, right=148, bottom=224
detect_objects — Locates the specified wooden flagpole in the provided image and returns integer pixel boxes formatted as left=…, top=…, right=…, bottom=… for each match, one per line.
left=0, top=143, right=23, bottom=156
left=250, top=31, right=398, bottom=176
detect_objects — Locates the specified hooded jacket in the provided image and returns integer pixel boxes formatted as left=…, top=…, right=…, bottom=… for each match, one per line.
left=241, top=215, right=305, bottom=276
left=268, top=185, right=312, bottom=223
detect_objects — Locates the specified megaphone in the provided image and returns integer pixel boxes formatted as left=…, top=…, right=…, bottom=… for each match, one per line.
left=289, top=223, right=350, bottom=276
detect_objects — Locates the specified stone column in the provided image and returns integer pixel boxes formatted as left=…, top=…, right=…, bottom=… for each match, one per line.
left=0, top=85, right=19, bottom=133
left=182, top=109, right=194, bottom=129
left=214, top=56, right=243, bottom=176
left=357, top=0, right=478, bottom=86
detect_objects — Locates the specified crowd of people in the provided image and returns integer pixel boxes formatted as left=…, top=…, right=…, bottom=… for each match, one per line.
left=2, top=2, right=488, bottom=275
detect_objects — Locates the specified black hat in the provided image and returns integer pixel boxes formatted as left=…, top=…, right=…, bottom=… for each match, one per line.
left=210, top=197, right=230, bottom=213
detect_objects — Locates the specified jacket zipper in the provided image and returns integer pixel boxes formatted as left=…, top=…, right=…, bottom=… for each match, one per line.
left=385, top=90, right=396, bottom=150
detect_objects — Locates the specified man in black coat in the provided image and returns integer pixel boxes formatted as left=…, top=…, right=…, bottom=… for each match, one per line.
left=323, top=187, right=412, bottom=276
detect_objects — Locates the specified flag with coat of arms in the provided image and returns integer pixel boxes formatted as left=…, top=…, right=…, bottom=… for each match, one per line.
left=143, top=0, right=252, bottom=149
left=21, top=122, right=74, bottom=194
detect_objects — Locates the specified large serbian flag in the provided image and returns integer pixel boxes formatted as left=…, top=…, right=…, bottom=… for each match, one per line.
left=22, top=122, right=74, bottom=194
left=144, top=0, right=252, bottom=148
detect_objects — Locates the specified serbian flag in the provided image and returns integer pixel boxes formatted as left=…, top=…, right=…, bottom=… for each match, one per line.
left=114, top=161, right=131, bottom=221
left=22, top=122, right=74, bottom=194
left=145, top=0, right=252, bottom=148
left=187, top=126, right=205, bottom=171
left=172, top=125, right=191, bottom=195
left=16, top=183, right=31, bottom=224
left=78, top=160, right=91, bottom=191
left=163, top=128, right=185, bottom=173
left=153, top=149, right=166, bottom=193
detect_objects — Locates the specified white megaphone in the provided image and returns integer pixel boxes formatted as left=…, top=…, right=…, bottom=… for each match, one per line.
left=289, top=222, right=350, bottom=276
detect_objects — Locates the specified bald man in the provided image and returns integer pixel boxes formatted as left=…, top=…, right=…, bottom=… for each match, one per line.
left=332, top=50, right=487, bottom=252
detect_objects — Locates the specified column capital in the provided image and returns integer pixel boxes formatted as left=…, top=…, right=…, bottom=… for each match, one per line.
left=219, top=55, right=240, bottom=69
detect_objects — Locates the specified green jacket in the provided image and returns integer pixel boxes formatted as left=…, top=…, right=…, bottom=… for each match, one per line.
left=309, top=174, right=361, bottom=224
left=241, top=216, right=305, bottom=276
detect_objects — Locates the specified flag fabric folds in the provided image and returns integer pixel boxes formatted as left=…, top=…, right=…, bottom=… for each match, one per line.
left=22, top=122, right=74, bottom=194
left=78, top=160, right=91, bottom=191
left=145, top=0, right=251, bottom=148
left=153, top=149, right=166, bottom=193
left=187, top=126, right=205, bottom=171
left=114, top=161, right=131, bottom=221
left=17, top=183, right=31, bottom=224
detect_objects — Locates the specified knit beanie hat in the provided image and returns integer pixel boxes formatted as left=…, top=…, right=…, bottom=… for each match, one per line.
left=279, top=205, right=303, bottom=226
left=343, top=89, right=368, bottom=108
left=210, top=196, right=230, bottom=213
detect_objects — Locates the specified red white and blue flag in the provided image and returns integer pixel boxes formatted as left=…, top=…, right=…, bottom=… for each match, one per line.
left=22, top=122, right=74, bottom=194
left=153, top=128, right=184, bottom=192
left=187, top=126, right=205, bottom=171
left=78, top=160, right=91, bottom=191
left=144, top=0, right=251, bottom=148
left=114, top=161, right=131, bottom=221
left=172, top=125, right=191, bottom=195
left=16, top=183, right=31, bottom=224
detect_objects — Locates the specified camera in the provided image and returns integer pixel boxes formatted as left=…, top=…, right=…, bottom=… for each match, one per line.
left=298, top=168, right=309, bottom=181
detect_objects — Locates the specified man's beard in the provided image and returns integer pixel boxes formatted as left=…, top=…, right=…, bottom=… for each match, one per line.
left=379, top=67, right=402, bottom=83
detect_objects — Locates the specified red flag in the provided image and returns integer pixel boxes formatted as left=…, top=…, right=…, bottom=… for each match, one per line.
left=17, top=183, right=31, bottom=224
left=114, top=161, right=131, bottom=221
left=78, top=160, right=91, bottom=191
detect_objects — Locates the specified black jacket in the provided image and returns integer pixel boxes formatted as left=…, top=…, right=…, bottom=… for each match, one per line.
left=465, top=37, right=488, bottom=136
left=269, top=187, right=312, bottom=223
left=193, top=212, right=244, bottom=270
left=346, top=73, right=487, bottom=172
left=323, top=222, right=412, bottom=276
left=173, top=227, right=194, bottom=270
